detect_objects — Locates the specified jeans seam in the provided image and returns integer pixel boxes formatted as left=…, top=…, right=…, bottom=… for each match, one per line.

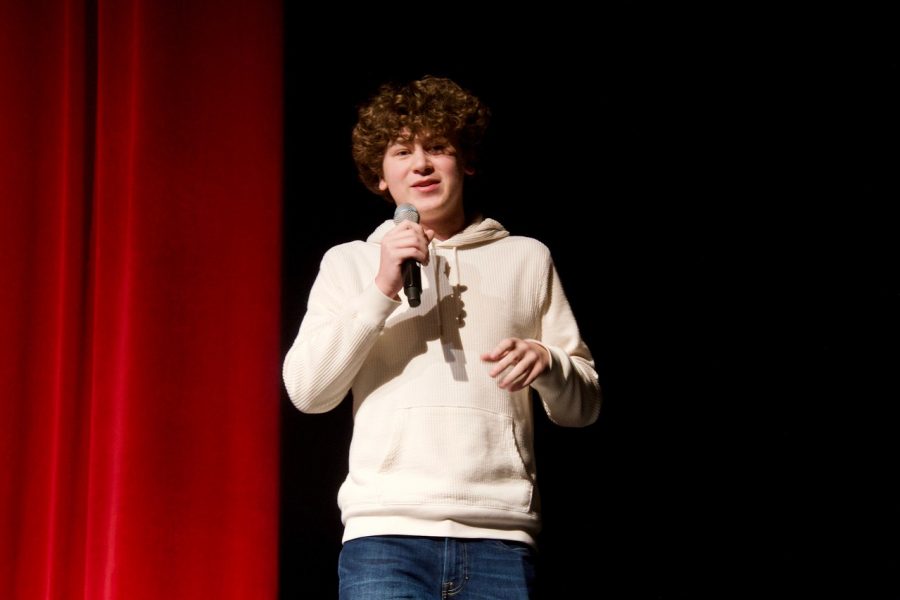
left=444, top=540, right=468, bottom=598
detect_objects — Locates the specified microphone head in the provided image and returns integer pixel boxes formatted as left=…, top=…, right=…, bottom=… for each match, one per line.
left=393, top=203, right=419, bottom=224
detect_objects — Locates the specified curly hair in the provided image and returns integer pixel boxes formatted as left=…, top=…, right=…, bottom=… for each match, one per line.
left=351, top=76, right=491, bottom=198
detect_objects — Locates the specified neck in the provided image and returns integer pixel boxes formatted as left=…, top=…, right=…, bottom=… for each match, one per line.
left=425, top=212, right=467, bottom=241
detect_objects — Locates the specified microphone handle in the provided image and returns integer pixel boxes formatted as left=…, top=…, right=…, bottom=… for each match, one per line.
left=402, top=259, right=421, bottom=307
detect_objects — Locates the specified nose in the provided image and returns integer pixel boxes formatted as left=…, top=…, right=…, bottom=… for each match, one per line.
left=411, top=146, right=433, bottom=174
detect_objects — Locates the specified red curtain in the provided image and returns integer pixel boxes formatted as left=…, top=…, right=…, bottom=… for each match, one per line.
left=0, top=1, right=282, bottom=598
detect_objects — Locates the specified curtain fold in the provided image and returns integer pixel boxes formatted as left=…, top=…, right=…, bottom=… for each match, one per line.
left=1, top=1, right=282, bottom=598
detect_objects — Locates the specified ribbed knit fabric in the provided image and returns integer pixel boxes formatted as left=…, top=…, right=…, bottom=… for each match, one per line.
left=283, top=217, right=601, bottom=547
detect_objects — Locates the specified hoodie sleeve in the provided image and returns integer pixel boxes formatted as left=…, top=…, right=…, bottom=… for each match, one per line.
left=529, top=257, right=602, bottom=427
left=282, top=246, right=400, bottom=413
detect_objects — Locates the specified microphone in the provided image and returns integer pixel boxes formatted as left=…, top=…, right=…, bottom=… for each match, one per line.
left=393, top=203, right=422, bottom=307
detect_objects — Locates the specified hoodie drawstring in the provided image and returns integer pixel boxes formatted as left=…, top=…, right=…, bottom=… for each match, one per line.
left=430, top=244, right=463, bottom=337
left=430, top=241, right=442, bottom=337
left=451, top=246, right=463, bottom=326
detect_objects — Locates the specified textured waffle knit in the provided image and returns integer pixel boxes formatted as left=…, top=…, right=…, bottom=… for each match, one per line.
left=283, top=217, right=601, bottom=546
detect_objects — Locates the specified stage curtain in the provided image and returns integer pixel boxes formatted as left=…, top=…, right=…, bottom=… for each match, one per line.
left=0, top=0, right=282, bottom=597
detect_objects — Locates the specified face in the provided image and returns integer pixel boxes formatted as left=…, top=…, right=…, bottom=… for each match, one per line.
left=379, top=134, right=471, bottom=226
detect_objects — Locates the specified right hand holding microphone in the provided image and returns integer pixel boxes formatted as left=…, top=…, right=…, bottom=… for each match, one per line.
left=375, top=219, right=434, bottom=302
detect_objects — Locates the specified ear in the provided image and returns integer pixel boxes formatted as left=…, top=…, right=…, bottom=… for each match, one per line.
left=464, top=167, right=476, bottom=176
left=378, top=178, right=388, bottom=191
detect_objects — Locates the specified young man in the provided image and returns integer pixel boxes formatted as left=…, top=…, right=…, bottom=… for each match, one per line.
left=283, top=75, right=601, bottom=598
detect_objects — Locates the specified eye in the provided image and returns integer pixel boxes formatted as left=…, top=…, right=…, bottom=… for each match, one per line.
left=427, top=145, right=446, bottom=154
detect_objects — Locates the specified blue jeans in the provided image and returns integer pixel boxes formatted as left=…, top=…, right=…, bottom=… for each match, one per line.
left=338, top=535, right=536, bottom=599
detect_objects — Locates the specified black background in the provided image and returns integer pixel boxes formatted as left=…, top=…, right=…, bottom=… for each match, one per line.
left=280, top=16, right=896, bottom=599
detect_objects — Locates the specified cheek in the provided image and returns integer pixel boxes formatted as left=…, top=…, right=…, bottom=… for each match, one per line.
left=382, top=163, right=402, bottom=183
left=382, top=170, right=400, bottom=190
left=442, top=167, right=464, bottom=186
left=439, top=158, right=464, bottom=178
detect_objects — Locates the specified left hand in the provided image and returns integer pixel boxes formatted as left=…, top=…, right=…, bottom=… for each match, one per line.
left=481, top=338, right=550, bottom=392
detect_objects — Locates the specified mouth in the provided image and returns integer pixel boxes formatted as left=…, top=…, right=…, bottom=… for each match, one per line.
left=411, top=179, right=439, bottom=192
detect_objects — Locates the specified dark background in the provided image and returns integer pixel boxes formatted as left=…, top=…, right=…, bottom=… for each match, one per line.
left=279, top=18, right=896, bottom=599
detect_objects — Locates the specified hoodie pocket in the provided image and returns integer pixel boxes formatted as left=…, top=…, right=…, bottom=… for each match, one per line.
left=376, top=406, right=534, bottom=512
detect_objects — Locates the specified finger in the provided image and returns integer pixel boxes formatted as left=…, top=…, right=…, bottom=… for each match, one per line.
left=388, top=232, right=429, bottom=261
left=510, top=362, right=543, bottom=391
left=499, top=359, right=532, bottom=389
left=498, top=364, right=522, bottom=388
left=390, top=222, right=424, bottom=244
left=388, top=244, right=427, bottom=265
left=500, top=363, right=541, bottom=392
left=491, top=351, right=522, bottom=379
left=487, top=353, right=514, bottom=376
left=395, top=226, right=430, bottom=255
left=481, top=338, right=516, bottom=362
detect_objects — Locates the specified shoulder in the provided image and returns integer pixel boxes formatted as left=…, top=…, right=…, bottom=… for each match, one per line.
left=319, top=240, right=376, bottom=269
left=498, top=235, right=552, bottom=260
left=322, top=239, right=373, bottom=259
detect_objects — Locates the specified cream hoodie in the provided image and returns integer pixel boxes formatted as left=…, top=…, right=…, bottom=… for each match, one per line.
left=283, top=217, right=601, bottom=546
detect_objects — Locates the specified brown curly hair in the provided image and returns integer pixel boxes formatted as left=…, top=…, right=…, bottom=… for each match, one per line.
left=351, top=76, right=491, bottom=199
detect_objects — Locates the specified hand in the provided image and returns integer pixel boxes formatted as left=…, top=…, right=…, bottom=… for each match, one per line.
left=481, top=338, right=550, bottom=392
left=375, top=220, right=435, bottom=299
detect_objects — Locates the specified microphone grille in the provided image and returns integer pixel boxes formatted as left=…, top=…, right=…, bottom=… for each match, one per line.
left=393, top=203, right=419, bottom=224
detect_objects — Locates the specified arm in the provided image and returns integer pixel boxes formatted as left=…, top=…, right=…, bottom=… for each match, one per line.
left=282, top=248, right=399, bottom=413
left=529, top=259, right=602, bottom=427
left=283, top=221, right=433, bottom=413
left=480, top=252, right=601, bottom=427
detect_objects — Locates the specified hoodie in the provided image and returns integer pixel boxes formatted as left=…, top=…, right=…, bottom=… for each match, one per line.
left=283, top=217, right=601, bottom=546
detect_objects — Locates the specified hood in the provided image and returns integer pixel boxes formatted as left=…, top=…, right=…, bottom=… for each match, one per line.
left=366, top=216, right=509, bottom=247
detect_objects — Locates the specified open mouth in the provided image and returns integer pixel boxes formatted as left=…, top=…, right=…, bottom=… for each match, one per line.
left=412, top=179, right=439, bottom=192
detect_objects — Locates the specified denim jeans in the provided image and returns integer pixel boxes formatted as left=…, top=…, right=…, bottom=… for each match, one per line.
left=338, top=535, right=536, bottom=599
